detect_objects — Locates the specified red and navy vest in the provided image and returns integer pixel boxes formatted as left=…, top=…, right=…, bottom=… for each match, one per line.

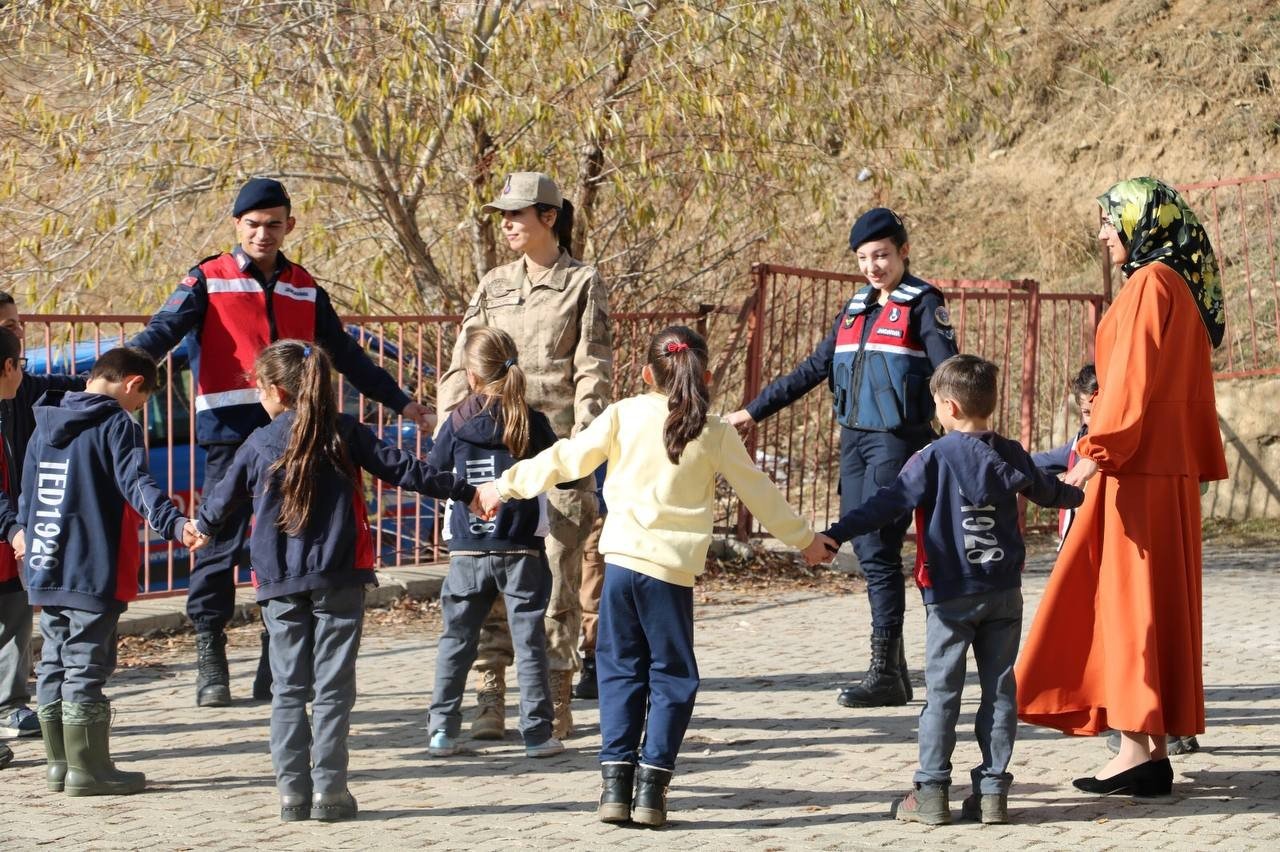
left=830, top=277, right=939, bottom=431
left=192, top=251, right=318, bottom=443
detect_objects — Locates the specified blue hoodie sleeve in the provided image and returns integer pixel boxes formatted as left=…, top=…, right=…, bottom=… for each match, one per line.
left=745, top=312, right=840, bottom=422
left=426, top=417, right=456, bottom=473
left=195, top=441, right=258, bottom=536
left=1017, top=454, right=1085, bottom=510
left=130, top=268, right=208, bottom=359
left=22, top=372, right=89, bottom=397
left=109, top=416, right=189, bottom=542
left=313, top=288, right=414, bottom=415
left=346, top=421, right=475, bottom=503
left=15, top=438, right=38, bottom=535
left=823, top=451, right=930, bottom=545
left=0, top=489, right=17, bottom=542
left=1031, top=442, right=1072, bottom=475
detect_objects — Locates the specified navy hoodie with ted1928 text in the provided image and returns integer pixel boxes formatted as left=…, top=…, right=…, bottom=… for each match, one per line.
left=823, top=430, right=1085, bottom=605
left=196, top=411, right=476, bottom=602
left=428, top=393, right=559, bottom=551
left=18, top=391, right=189, bottom=613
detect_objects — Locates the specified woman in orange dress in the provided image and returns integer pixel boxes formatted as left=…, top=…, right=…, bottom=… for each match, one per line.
left=1016, top=177, right=1228, bottom=796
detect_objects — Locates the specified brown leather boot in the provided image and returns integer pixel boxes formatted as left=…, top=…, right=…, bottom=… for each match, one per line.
left=470, top=667, right=505, bottom=740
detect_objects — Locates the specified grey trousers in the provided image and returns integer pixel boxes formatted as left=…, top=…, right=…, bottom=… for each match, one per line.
left=36, top=606, right=120, bottom=705
left=916, top=587, right=1022, bottom=795
left=262, top=584, right=365, bottom=798
left=430, top=551, right=553, bottom=744
left=0, top=590, right=33, bottom=713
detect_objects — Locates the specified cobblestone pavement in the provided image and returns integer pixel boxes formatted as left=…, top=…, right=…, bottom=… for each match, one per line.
left=3, top=547, right=1278, bottom=850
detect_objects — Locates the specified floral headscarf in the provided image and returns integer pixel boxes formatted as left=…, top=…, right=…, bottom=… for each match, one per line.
left=1098, top=176, right=1225, bottom=348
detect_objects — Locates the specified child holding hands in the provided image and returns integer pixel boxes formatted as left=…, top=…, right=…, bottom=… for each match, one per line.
left=478, top=325, right=833, bottom=828
left=816, top=355, right=1083, bottom=826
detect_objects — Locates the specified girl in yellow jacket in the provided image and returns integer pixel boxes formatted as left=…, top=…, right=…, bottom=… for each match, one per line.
left=476, top=325, right=834, bottom=828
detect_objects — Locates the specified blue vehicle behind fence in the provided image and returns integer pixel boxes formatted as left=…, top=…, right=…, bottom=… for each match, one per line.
left=25, top=329, right=440, bottom=595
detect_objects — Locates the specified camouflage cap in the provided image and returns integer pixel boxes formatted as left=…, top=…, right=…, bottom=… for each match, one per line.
left=482, top=172, right=563, bottom=212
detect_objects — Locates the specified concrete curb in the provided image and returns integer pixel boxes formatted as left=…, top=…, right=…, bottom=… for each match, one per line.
left=30, top=562, right=451, bottom=651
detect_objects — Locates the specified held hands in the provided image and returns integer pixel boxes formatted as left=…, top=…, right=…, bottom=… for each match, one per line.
left=11, top=529, right=25, bottom=561
left=183, top=520, right=210, bottom=553
left=725, top=409, right=755, bottom=436
left=401, top=401, right=437, bottom=432
left=1063, top=457, right=1100, bottom=488
left=474, top=482, right=504, bottom=520
left=802, top=533, right=839, bottom=566
left=467, top=490, right=496, bottom=520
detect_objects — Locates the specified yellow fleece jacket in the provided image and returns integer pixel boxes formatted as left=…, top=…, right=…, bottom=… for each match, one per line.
left=495, top=392, right=816, bottom=587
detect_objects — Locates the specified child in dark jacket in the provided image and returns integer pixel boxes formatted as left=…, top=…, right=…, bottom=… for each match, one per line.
left=816, top=355, right=1084, bottom=827
left=196, top=340, right=475, bottom=823
left=1032, top=364, right=1096, bottom=546
left=17, top=347, right=199, bottom=796
left=425, top=326, right=563, bottom=758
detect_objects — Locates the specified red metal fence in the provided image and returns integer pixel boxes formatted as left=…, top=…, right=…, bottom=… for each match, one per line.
left=731, top=264, right=1104, bottom=537
left=1101, top=172, right=1280, bottom=378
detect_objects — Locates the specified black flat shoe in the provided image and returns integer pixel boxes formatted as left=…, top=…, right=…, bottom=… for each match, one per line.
left=1072, top=758, right=1172, bottom=796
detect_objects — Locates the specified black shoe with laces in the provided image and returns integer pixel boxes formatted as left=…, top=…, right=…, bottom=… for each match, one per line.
left=195, top=631, right=231, bottom=707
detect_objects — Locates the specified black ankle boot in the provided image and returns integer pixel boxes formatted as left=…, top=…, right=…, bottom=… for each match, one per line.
left=632, top=765, right=673, bottom=827
left=574, top=654, right=599, bottom=700
left=253, top=630, right=273, bottom=701
left=598, top=762, right=635, bottom=823
left=898, top=639, right=913, bottom=702
left=195, top=631, right=231, bottom=707
left=837, top=633, right=908, bottom=708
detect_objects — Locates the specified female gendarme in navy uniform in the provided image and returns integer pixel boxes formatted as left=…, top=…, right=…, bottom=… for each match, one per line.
left=727, top=208, right=958, bottom=708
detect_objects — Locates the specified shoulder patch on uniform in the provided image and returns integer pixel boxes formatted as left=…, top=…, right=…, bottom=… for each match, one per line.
left=934, top=305, right=952, bottom=327
left=940, top=327, right=955, bottom=340
left=180, top=275, right=197, bottom=289
left=160, top=290, right=192, bottom=314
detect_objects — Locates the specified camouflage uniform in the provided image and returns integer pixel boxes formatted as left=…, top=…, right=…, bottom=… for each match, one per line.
left=437, top=250, right=612, bottom=674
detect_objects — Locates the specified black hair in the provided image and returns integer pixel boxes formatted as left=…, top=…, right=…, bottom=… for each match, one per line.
left=0, top=292, right=14, bottom=308
left=88, top=347, right=160, bottom=393
left=1071, top=363, right=1098, bottom=400
left=647, top=325, right=711, bottom=463
left=0, top=327, right=20, bottom=371
left=929, top=354, right=998, bottom=418
left=535, top=198, right=575, bottom=258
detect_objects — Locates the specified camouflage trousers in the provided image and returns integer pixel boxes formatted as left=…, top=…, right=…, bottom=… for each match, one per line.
left=474, top=487, right=598, bottom=674
left=578, top=514, right=606, bottom=654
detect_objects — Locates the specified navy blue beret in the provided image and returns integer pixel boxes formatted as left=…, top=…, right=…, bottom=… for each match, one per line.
left=232, top=178, right=292, bottom=217
left=848, top=207, right=908, bottom=252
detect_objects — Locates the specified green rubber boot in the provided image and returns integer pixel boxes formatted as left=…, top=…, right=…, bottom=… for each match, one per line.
left=62, top=701, right=146, bottom=796
left=37, top=702, right=68, bottom=792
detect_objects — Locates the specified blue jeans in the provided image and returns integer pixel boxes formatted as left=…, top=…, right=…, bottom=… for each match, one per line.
left=915, top=587, right=1022, bottom=794
left=840, top=426, right=931, bottom=632
left=429, top=551, right=553, bottom=744
left=262, top=584, right=365, bottom=798
left=596, top=564, right=699, bottom=771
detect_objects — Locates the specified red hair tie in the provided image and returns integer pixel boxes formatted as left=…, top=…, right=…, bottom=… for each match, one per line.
left=665, top=341, right=689, bottom=354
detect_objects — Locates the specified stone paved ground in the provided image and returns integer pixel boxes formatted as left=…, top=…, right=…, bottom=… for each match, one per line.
left=3, top=548, right=1278, bottom=850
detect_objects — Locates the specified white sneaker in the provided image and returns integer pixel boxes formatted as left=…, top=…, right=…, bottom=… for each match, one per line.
left=428, top=730, right=459, bottom=757
left=525, top=737, right=565, bottom=758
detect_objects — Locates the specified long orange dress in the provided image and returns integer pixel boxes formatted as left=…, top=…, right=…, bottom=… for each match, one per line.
left=1016, top=261, right=1227, bottom=736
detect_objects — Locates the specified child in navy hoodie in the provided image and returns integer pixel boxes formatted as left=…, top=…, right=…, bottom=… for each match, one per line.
left=817, top=354, right=1083, bottom=827
left=17, top=347, right=200, bottom=796
left=196, top=340, right=475, bottom=823
left=425, top=326, right=562, bottom=758
left=1032, top=363, right=1096, bottom=547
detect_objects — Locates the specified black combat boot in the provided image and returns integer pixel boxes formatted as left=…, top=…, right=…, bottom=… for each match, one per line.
left=252, top=629, right=273, bottom=701
left=195, top=630, right=231, bottom=707
left=837, top=633, right=908, bottom=708
left=632, top=765, right=673, bottom=827
left=598, top=762, right=635, bottom=823
left=899, top=639, right=913, bottom=702
left=574, top=653, right=599, bottom=700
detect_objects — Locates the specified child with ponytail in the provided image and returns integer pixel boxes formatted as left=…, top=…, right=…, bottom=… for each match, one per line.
left=476, top=325, right=835, bottom=828
left=195, top=340, right=477, bottom=824
left=425, top=326, right=563, bottom=758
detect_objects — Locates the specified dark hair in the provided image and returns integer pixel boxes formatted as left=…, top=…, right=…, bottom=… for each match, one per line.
left=88, top=347, right=159, bottom=392
left=255, top=339, right=355, bottom=536
left=0, top=327, right=20, bottom=371
left=535, top=198, right=575, bottom=258
left=929, top=354, right=998, bottom=418
left=462, top=326, right=531, bottom=458
left=1071, top=363, right=1098, bottom=400
left=647, top=325, right=711, bottom=464
left=0, top=292, right=14, bottom=308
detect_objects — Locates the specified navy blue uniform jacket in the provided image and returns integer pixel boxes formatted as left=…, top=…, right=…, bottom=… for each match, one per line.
left=428, top=393, right=558, bottom=551
left=823, top=431, right=1084, bottom=605
left=19, top=391, right=189, bottom=612
left=196, top=412, right=475, bottom=602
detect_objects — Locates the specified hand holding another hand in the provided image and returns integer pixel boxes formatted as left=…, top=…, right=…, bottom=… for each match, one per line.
left=11, top=529, right=25, bottom=561
left=475, top=482, right=504, bottom=520
left=802, top=533, right=839, bottom=566
left=725, top=409, right=755, bottom=437
left=183, top=520, right=209, bottom=552
left=1063, top=457, right=1099, bottom=488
